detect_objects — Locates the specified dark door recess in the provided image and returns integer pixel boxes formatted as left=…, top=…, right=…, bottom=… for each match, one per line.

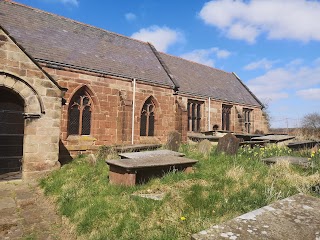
left=0, top=88, right=24, bottom=179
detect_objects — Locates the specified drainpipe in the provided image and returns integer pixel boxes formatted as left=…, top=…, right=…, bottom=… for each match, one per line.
left=208, top=97, right=211, bottom=131
left=131, top=78, right=136, bottom=145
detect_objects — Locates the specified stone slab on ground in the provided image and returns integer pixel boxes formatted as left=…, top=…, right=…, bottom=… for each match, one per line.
left=118, top=149, right=185, bottom=159
left=192, top=194, right=320, bottom=240
left=262, top=156, right=310, bottom=167
left=107, top=155, right=197, bottom=169
left=252, top=134, right=295, bottom=143
left=287, top=141, right=319, bottom=150
left=132, top=193, right=166, bottom=201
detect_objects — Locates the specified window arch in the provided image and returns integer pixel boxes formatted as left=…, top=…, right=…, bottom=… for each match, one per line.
left=68, top=87, right=93, bottom=135
left=140, top=97, right=155, bottom=136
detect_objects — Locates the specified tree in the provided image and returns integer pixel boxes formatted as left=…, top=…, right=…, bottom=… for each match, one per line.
left=301, top=112, right=320, bottom=139
left=261, top=98, right=271, bottom=131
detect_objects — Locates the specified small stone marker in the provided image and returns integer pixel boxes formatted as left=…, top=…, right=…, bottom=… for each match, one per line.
left=132, top=193, right=166, bottom=201
left=198, top=140, right=212, bottom=156
left=166, top=131, right=181, bottom=151
left=216, top=133, right=240, bottom=155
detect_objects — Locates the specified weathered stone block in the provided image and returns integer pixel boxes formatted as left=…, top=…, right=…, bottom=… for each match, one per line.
left=198, top=140, right=212, bottom=156
left=166, top=131, right=181, bottom=151
left=3, top=75, right=16, bottom=88
left=216, top=133, right=240, bottom=155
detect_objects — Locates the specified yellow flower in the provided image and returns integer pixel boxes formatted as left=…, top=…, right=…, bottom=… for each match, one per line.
left=180, top=216, right=186, bottom=221
left=308, top=158, right=311, bottom=161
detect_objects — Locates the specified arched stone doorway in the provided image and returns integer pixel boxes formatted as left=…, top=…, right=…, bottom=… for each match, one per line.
left=0, top=87, right=24, bottom=179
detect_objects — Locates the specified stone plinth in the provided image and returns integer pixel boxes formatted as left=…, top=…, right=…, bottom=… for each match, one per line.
left=106, top=155, right=197, bottom=186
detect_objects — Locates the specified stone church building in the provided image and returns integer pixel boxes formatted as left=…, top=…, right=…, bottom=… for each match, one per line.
left=0, top=0, right=268, bottom=178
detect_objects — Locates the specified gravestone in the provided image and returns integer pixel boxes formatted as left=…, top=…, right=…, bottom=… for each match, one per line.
left=216, top=133, right=240, bottom=155
left=166, top=131, right=181, bottom=151
left=198, top=140, right=212, bottom=156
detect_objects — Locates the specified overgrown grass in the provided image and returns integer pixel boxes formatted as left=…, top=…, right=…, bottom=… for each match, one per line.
left=40, top=144, right=320, bottom=240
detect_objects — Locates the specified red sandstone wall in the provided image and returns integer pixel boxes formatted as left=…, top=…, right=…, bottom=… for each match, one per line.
left=41, top=66, right=268, bottom=159
left=42, top=66, right=177, bottom=156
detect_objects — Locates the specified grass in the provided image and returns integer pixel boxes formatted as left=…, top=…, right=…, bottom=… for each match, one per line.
left=40, top=144, right=320, bottom=240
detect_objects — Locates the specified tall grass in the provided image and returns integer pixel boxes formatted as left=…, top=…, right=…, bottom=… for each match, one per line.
left=40, top=145, right=320, bottom=240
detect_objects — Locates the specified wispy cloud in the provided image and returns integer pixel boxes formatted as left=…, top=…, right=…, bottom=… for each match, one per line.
left=199, top=0, right=320, bottom=43
left=244, top=58, right=277, bottom=71
left=59, top=0, right=79, bottom=6
left=247, top=59, right=320, bottom=101
left=297, top=88, right=320, bottom=100
left=131, top=26, right=183, bottom=52
left=125, top=13, right=136, bottom=22
left=180, top=47, right=231, bottom=67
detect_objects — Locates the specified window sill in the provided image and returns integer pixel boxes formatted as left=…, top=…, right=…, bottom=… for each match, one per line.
left=67, top=135, right=97, bottom=143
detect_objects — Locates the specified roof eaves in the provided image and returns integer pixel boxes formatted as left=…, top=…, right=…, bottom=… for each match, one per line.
left=232, top=72, right=265, bottom=109
left=37, top=58, right=173, bottom=88
left=177, top=90, right=261, bottom=108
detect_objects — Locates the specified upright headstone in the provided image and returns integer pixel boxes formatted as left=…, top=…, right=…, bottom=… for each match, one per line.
left=198, top=139, right=212, bottom=156
left=216, top=133, right=240, bottom=155
left=166, top=131, right=181, bottom=152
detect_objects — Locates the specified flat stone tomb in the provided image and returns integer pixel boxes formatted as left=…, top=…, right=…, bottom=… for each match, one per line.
left=262, top=156, right=310, bottom=168
left=118, top=149, right=185, bottom=159
left=252, top=135, right=295, bottom=143
left=192, top=194, right=320, bottom=240
left=106, top=154, right=197, bottom=186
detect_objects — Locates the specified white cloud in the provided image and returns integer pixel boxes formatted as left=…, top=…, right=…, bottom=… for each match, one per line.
left=180, top=48, right=231, bottom=67
left=125, top=13, right=136, bottom=21
left=59, top=0, right=79, bottom=6
left=131, top=26, right=183, bottom=52
left=199, top=0, right=320, bottom=43
left=215, top=49, right=231, bottom=59
left=244, top=58, right=276, bottom=71
left=247, top=59, right=320, bottom=101
left=297, top=88, right=320, bottom=100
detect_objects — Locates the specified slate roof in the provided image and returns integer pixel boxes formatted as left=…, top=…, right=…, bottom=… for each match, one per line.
left=0, top=0, right=262, bottom=107
left=0, top=0, right=174, bottom=87
left=160, top=53, right=262, bottom=106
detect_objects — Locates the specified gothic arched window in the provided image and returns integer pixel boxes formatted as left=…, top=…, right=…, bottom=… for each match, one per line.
left=140, top=97, right=155, bottom=136
left=68, top=88, right=92, bottom=135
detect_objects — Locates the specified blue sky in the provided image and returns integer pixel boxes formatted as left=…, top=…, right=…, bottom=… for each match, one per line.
left=14, top=0, right=320, bottom=128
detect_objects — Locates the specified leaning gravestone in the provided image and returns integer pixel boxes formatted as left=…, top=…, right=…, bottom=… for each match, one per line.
left=166, top=131, right=181, bottom=151
left=216, top=133, right=240, bottom=155
left=198, top=139, right=212, bottom=156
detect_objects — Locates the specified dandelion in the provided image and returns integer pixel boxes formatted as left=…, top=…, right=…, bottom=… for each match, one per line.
left=180, top=216, right=186, bottom=221
left=311, top=151, right=315, bottom=158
